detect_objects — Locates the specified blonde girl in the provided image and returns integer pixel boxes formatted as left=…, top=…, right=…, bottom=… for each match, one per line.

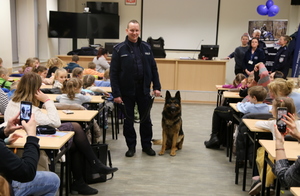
left=222, top=73, right=246, bottom=89
left=53, top=68, right=68, bottom=88
left=56, top=78, right=91, bottom=105
left=46, top=57, right=65, bottom=78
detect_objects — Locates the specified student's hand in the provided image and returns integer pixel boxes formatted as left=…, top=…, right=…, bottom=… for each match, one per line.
left=8, top=133, right=23, bottom=144
left=21, top=114, right=37, bottom=137
left=245, top=69, right=251, bottom=76
left=282, top=113, right=300, bottom=140
left=224, top=57, right=230, bottom=60
left=104, top=92, right=110, bottom=97
left=114, top=97, right=123, bottom=104
left=4, top=112, right=23, bottom=137
left=35, top=90, right=49, bottom=103
left=153, top=90, right=161, bottom=97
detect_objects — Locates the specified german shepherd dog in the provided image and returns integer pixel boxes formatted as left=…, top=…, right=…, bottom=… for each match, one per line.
left=157, top=90, right=184, bottom=156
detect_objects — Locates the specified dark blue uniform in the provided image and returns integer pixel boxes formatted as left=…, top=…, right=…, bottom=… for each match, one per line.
left=272, top=46, right=289, bottom=77
left=243, top=48, right=266, bottom=72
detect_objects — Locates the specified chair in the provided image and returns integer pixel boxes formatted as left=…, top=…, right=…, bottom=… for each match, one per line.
left=147, top=37, right=166, bottom=58
left=235, top=113, right=273, bottom=191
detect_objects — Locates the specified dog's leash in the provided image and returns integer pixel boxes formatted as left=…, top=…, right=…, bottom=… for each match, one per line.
left=118, top=95, right=156, bottom=124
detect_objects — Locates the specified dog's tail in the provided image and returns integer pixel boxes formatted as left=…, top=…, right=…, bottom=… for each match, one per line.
left=151, top=139, right=162, bottom=145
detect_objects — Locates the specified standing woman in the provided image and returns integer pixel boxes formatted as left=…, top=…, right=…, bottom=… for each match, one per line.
left=93, top=48, right=110, bottom=73
left=243, top=38, right=266, bottom=76
left=271, top=35, right=292, bottom=77
left=226, top=34, right=249, bottom=75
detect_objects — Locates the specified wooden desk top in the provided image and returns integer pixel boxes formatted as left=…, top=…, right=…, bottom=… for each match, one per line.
left=229, top=103, right=239, bottom=112
left=215, top=85, right=230, bottom=91
left=223, top=91, right=242, bottom=99
left=8, top=77, right=21, bottom=82
left=7, top=129, right=74, bottom=150
left=46, top=94, right=105, bottom=104
left=41, top=109, right=98, bottom=122
left=290, top=187, right=300, bottom=196
left=242, top=119, right=270, bottom=133
left=259, top=140, right=300, bottom=161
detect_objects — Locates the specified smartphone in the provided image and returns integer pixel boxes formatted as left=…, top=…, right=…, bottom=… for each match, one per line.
left=20, top=101, right=32, bottom=123
left=277, top=107, right=287, bottom=133
left=62, top=110, right=74, bottom=114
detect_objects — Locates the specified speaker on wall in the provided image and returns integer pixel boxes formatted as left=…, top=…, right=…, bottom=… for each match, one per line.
left=291, top=0, right=300, bottom=5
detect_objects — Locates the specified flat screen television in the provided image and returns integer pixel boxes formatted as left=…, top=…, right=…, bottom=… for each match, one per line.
left=48, top=11, right=88, bottom=38
left=48, top=11, right=119, bottom=39
left=105, top=42, right=119, bottom=55
left=198, top=45, right=219, bottom=60
left=87, top=14, right=119, bottom=39
left=86, top=2, right=119, bottom=14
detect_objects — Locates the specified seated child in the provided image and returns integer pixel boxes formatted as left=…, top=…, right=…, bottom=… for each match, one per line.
left=222, top=73, right=246, bottom=89
left=46, top=57, right=65, bottom=78
left=53, top=68, right=68, bottom=89
left=72, top=67, right=84, bottom=79
left=0, top=67, right=12, bottom=91
left=33, top=65, right=54, bottom=85
left=56, top=78, right=91, bottom=105
left=248, top=97, right=299, bottom=195
left=18, top=57, right=39, bottom=74
left=95, top=69, right=111, bottom=87
left=82, top=75, right=109, bottom=97
left=204, top=85, right=269, bottom=149
left=83, top=62, right=104, bottom=79
left=64, top=55, right=84, bottom=73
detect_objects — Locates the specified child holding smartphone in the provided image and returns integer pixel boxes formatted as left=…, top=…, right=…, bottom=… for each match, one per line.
left=248, top=97, right=299, bottom=195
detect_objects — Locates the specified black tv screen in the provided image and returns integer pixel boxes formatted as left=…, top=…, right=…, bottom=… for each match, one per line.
left=48, top=11, right=119, bottom=39
left=199, top=45, right=219, bottom=60
left=48, top=11, right=88, bottom=38
left=86, top=2, right=119, bottom=14
left=87, top=14, right=119, bottom=39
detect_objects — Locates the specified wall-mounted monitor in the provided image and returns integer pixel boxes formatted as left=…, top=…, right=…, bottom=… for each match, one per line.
left=48, top=11, right=87, bottom=38
left=198, top=45, right=219, bottom=60
left=86, top=2, right=119, bottom=14
left=48, top=11, right=119, bottom=39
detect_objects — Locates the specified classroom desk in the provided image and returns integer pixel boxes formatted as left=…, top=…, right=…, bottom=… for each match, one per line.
left=223, top=91, right=242, bottom=99
left=41, top=109, right=98, bottom=122
left=8, top=77, right=21, bottom=82
left=215, top=85, right=230, bottom=106
left=291, top=187, right=300, bottom=196
left=8, top=129, right=74, bottom=196
left=46, top=94, right=105, bottom=104
left=241, top=119, right=271, bottom=191
left=259, top=140, right=300, bottom=196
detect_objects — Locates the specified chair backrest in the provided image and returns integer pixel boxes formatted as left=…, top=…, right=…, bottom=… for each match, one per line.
left=147, top=37, right=166, bottom=58
left=242, top=112, right=273, bottom=120
left=42, top=103, right=86, bottom=110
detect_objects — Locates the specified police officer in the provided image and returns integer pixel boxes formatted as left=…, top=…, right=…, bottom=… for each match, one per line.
left=272, top=35, right=292, bottom=77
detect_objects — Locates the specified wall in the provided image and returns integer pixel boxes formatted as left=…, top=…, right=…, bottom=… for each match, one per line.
left=0, top=0, right=13, bottom=71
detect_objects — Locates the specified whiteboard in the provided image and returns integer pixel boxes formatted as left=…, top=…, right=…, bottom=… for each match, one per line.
left=142, top=0, right=219, bottom=50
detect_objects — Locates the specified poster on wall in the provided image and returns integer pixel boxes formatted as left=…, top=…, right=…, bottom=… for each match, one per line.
left=248, top=20, right=288, bottom=71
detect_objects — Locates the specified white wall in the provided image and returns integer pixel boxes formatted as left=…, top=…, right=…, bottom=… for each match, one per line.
left=0, top=0, right=13, bottom=70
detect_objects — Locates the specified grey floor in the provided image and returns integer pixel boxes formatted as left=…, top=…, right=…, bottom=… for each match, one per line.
left=74, top=102, right=293, bottom=196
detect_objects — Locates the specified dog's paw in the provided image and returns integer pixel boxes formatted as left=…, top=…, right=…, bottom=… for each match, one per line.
left=170, top=152, right=176, bottom=156
left=158, top=151, right=165, bottom=156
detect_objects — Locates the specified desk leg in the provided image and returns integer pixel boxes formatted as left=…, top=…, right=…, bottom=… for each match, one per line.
left=102, top=104, right=106, bottom=144
left=243, top=132, right=249, bottom=191
left=261, top=150, right=268, bottom=196
left=48, top=150, right=55, bottom=172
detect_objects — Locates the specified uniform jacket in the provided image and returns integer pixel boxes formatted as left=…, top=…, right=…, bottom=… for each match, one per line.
left=110, top=36, right=161, bottom=98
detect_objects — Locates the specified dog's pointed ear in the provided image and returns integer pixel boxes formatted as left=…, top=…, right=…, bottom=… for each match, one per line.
left=165, top=90, right=171, bottom=100
left=175, top=91, right=181, bottom=100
